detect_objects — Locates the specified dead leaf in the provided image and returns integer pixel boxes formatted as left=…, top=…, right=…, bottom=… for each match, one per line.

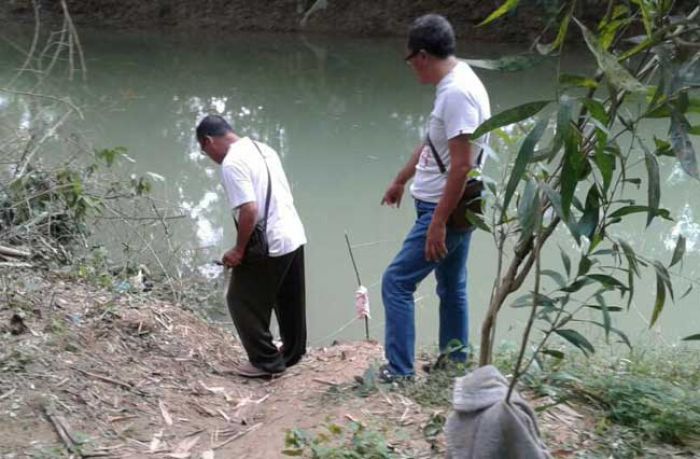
left=150, top=429, right=163, bottom=452
left=159, top=400, right=173, bottom=426
left=172, top=434, right=200, bottom=455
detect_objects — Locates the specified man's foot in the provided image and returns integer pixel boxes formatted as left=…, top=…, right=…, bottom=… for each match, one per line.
left=421, top=353, right=449, bottom=374
left=377, top=364, right=413, bottom=383
left=234, top=361, right=277, bottom=378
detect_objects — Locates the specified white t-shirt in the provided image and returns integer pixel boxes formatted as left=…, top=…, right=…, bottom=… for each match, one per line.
left=410, top=61, right=491, bottom=203
left=220, top=137, right=306, bottom=257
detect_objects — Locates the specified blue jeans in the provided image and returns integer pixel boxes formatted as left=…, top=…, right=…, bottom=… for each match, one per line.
left=382, top=199, right=472, bottom=376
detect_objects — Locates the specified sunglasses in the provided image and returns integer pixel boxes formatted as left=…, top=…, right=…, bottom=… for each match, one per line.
left=404, top=49, right=422, bottom=62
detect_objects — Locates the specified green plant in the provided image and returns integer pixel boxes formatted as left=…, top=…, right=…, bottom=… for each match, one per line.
left=0, top=146, right=154, bottom=262
left=0, top=347, right=34, bottom=372
left=399, top=360, right=470, bottom=408
left=523, top=349, right=700, bottom=447
left=283, top=422, right=398, bottom=458
left=29, top=446, right=68, bottom=459
left=470, top=0, right=700, bottom=400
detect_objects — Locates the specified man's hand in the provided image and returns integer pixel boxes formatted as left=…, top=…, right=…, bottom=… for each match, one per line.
left=381, top=182, right=405, bottom=208
left=425, top=219, right=448, bottom=262
left=222, top=247, right=245, bottom=268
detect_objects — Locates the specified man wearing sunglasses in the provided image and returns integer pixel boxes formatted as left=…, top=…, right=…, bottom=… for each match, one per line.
left=380, top=14, right=491, bottom=380
left=197, top=115, right=307, bottom=378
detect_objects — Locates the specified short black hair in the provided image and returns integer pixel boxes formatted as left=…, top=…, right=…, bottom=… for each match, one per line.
left=196, top=115, right=233, bottom=142
left=407, top=14, right=456, bottom=59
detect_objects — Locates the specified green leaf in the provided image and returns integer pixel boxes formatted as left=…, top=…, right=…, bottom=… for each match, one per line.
left=631, top=0, right=653, bottom=37
left=542, top=349, right=565, bottom=359
left=554, top=329, right=595, bottom=356
left=650, top=270, right=666, bottom=327
left=537, top=2, right=574, bottom=55
left=541, top=269, right=566, bottom=287
left=560, top=247, right=571, bottom=277
left=583, top=304, right=623, bottom=312
left=559, top=73, right=598, bottom=90
left=594, top=150, right=615, bottom=193
left=556, top=95, right=575, bottom=144
left=653, top=260, right=674, bottom=302
left=560, top=127, right=583, bottom=219
left=669, top=235, right=686, bottom=268
left=464, top=55, right=544, bottom=72
left=503, top=117, right=548, bottom=217
left=542, top=184, right=580, bottom=243
left=598, top=18, right=628, bottom=51
left=582, top=320, right=632, bottom=348
left=680, top=284, right=693, bottom=300
left=582, top=98, right=609, bottom=125
left=654, top=137, right=674, bottom=157
left=598, top=297, right=612, bottom=341
left=577, top=185, right=600, bottom=239
left=472, top=100, right=550, bottom=139
left=619, top=36, right=656, bottom=61
left=561, top=277, right=593, bottom=293
left=608, top=205, right=671, bottom=220
left=683, top=334, right=700, bottom=341
left=575, top=19, right=647, bottom=93
left=517, top=179, right=540, bottom=239
left=617, top=239, right=640, bottom=281
left=478, top=0, right=520, bottom=26
left=643, top=150, right=660, bottom=227
left=577, top=256, right=592, bottom=277
left=670, top=110, right=699, bottom=178
left=587, top=274, right=627, bottom=291
left=465, top=209, right=491, bottom=233
left=511, top=292, right=556, bottom=308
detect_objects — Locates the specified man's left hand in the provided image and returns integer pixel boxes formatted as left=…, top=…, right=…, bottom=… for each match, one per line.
left=425, top=220, right=448, bottom=262
left=222, top=247, right=245, bottom=267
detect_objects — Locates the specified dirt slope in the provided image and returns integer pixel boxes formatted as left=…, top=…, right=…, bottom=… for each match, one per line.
left=1, top=269, right=590, bottom=458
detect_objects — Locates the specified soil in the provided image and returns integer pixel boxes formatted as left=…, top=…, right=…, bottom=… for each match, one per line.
left=0, top=267, right=603, bottom=458
left=2, top=0, right=607, bottom=43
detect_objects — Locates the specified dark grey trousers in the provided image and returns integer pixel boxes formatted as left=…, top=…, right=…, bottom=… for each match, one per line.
left=226, top=246, right=306, bottom=373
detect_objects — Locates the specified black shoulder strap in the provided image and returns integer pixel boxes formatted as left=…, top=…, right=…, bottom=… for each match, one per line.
left=426, top=133, right=484, bottom=176
left=426, top=134, right=447, bottom=174
left=251, top=141, right=272, bottom=230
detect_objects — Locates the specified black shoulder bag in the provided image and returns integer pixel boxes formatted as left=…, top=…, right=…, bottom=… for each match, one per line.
left=426, top=134, right=484, bottom=231
left=236, top=141, right=272, bottom=264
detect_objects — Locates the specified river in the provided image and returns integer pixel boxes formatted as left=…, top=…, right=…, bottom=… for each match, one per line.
left=2, top=29, right=699, bottom=349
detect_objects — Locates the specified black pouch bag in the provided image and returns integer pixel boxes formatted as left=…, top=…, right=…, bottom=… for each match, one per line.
left=236, top=141, right=272, bottom=264
left=426, top=134, right=484, bottom=231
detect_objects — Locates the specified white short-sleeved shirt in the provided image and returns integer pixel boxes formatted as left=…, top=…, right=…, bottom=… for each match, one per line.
left=220, top=137, right=306, bottom=257
left=410, top=61, right=491, bottom=203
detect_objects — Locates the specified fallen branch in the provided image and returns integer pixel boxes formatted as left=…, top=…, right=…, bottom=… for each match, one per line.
left=43, top=405, right=84, bottom=457
left=0, top=262, right=33, bottom=269
left=0, top=245, right=31, bottom=258
left=75, top=368, right=145, bottom=395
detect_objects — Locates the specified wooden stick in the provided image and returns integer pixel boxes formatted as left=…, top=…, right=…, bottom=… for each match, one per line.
left=344, top=232, right=370, bottom=341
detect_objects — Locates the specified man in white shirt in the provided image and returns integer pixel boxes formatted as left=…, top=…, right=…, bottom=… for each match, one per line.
left=380, top=14, right=490, bottom=380
left=197, top=115, right=307, bottom=378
